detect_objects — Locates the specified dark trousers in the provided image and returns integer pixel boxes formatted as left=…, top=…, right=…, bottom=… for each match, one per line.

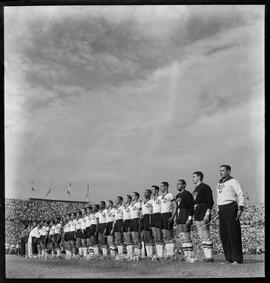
left=218, top=202, right=243, bottom=263
left=20, top=239, right=25, bottom=256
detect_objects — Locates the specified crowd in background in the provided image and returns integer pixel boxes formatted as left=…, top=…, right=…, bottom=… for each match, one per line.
left=5, top=198, right=264, bottom=255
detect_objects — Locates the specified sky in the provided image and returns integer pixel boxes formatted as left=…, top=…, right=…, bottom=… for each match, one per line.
left=5, top=5, right=264, bottom=203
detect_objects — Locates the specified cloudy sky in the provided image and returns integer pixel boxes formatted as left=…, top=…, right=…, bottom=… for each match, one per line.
left=5, top=5, right=264, bottom=203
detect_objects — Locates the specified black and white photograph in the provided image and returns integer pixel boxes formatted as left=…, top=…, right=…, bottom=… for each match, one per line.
left=4, top=4, right=265, bottom=278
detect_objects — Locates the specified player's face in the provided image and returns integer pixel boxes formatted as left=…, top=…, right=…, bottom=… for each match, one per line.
left=124, top=196, right=129, bottom=203
left=100, top=202, right=105, bottom=209
left=132, top=193, right=137, bottom=201
left=144, top=191, right=150, bottom=199
left=160, top=183, right=167, bottom=193
left=220, top=167, right=230, bottom=179
left=177, top=181, right=185, bottom=191
left=192, top=174, right=199, bottom=184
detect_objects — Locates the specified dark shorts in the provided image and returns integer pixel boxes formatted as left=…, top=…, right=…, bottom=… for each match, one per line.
left=98, top=223, right=106, bottom=234
left=54, top=233, right=61, bottom=244
left=85, top=226, right=91, bottom=238
left=176, top=208, right=190, bottom=225
left=49, top=235, right=55, bottom=243
left=194, top=203, right=208, bottom=221
left=161, top=212, right=173, bottom=230
left=105, top=222, right=114, bottom=236
left=151, top=213, right=162, bottom=229
left=130, top=218, right=140, bottom=232
left=69, top=231, right=76, bottom=241
left=141, top=214, right=151, bottom=230
left=35, top=237, right=40, bottom=245
left=40, top=235, right=46, bottom=244
left=76, top=229, right=82, bottom=239
left=114, top=219, right=123, bottom=233
left=122, top=220, right=130, bottom=232
left=81, top=229, right=86, bottom=239
left=89, top=225, right=97, bottom=236
left=64, top=232, right=69, bottom=242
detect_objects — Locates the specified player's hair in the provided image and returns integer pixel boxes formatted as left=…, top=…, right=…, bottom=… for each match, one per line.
left=100, top=201, right=105, bottom=206
left=193, top=171, right=204, bottom=181
left=151, top=185, right=160, bottom=192
left=117, top=196, right=123, bottom=202
left=86, top=205, right=92, bottom=210
left=161, top=181, right=169, bottom=188
left=133, top=192, right=140, bottom=199
left=145, top=189, right=152, bottom=195
left=108, top=200, right=113, bottom=206
left=94, top=204, right=100, bottom=210
left=125, top=195, right=132, bottom=201
left=177, top=179, right=186, bottom=186
left=220, top=164, right=231, bottom=171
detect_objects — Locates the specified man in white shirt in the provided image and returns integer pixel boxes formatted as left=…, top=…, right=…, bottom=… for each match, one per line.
left=141, top=189, right=154, bottom=259
left=160, top=182, right=176, bottom=260
left=216, top=164, right=245, bottom=264
left=151, top=185, right=164, bottom=259
left=54, top=217, right=62, bottom=258
left=27, top=223, right=36, bottom=258
left=105, top=200, right=117, bottom=259
left=123, top=195, right=133, bottom=260
left=98, top=201, right=108, bottom=257
left=113, top=196, right=124, bottom=260
left=130, top=192, right=142, bottom=260
left=80, top=208, right=88, bottom=258
left=89, top=204, right=100, bottom=257
left=68, top=213, right=77, bottom=258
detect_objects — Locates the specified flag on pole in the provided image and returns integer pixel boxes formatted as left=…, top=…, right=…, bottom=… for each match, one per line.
left=45, top=184, right=52, bottom=197
left=85, top=184, right=90, bottom=199
left=67, top=182, right=72, bottom=196
left=31, top=180, right=35, bottom=191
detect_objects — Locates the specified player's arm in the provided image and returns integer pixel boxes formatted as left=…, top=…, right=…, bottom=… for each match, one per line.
left=168, top=199, right=178, bottom=224
left=186, top=193, right=194, bottom=226
left=203, top=187, right=214, bottom=224
left=95, top=218, right=99, bottom=236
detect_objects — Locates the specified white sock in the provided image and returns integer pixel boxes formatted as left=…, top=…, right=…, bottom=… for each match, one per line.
left=110, top=249, right=116, bottom=257
left=94, top=247, right=99, bottom=256
left=148, top=245, right=153, bottom=257
left=117, top=246, right=123, bottom=256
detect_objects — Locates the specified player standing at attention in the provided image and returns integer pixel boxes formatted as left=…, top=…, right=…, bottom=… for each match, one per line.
left=105, top=200, right=117, bottom=259
left=63, top=214, right=71, bottom=259
left=123, top=195, right=133, bottom=260
left=151, top=185, right=164, bottom=260
left=85, top=206, right=92, bottom=257
left=98, top=201, right=108, bottom=258
left=192, top=171, right=214, bottom=262
left=169, top=179, right=194, bottom=262
left=160, top=182, right=176, bottom=260
left=75, top=211, right=82, bottom=258
left=113, top=196, right=124, bottom=260
left=80, top=208, right=88, bottom=258
left=54, top=217, right=62, bottom=258
left=40, top=220, right=46, bottom=259
left=36, top=221, right=42, bottom=258
left=130, top=192, right=142, bottom=261
left=69, top=212, right=77, bottom=259
left=141, top=189, right=154, bottom=259
left=216, top=165, right=245, bottom=264
left=48, top=220, right=55, bottom=259
left=89, top=204, right=100, bottom=258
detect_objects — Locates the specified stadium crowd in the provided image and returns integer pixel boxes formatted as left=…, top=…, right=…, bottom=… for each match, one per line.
left=5, top=193, right=264, bottom=260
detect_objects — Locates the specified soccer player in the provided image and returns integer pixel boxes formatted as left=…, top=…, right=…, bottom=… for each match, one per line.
left=89, top=204, right=100, bottom=257
left=169, top=179, right=194, bottom=262
left=80, top=208, right=88, bottom=258
left=69, top=212, right=77, bottom=258
left=36, top=221, right=42, bottom=258
left=85, top=206, right=92, bottom=257
left=75, top=211, right=83, bottom=258
left=151, top=185, right=164, bottom=260
left=141, top=189, right=154, bottom=259
left=27, top=223, right=35, bottom=259
left=39, top=221, right=47, bottom=259
left=63, top=214, right=72, bottom=259
left=54, top=217, right=62, bottom=258
left=192, top=171, right=214, bottom=262
left=130, top=192, right=142, bottom=260
left=48, top=220, right=55, bottom=259
left=98, top=201, right=108, bottom=257
left=105, top=200, right=117, bottom=259
left=113, top=196, right=124, bottom=260
left=160, top=182, right=175, bottom=260
left=216, top=165, right=245, bottom=264
left=123, top=195, right=133, bottom=260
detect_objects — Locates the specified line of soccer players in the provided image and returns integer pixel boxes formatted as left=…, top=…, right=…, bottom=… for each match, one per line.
left=26, top=171, right=215, bottom=262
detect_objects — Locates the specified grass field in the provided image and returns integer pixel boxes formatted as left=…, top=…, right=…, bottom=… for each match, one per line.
left=5, top=254, right=265, bottom=278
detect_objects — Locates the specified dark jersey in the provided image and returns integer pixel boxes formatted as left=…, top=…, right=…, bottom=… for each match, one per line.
left=175, top=190, right=194, bottom=224
left=193, top=183, right=214, bottom=221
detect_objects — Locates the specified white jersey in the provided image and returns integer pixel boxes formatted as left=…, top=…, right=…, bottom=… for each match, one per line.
left=216, top=178, right=245, bottom=207
left=123, top=204, right=131, bottom=220
left=41, top=226, right=48, bottom=236
left=64, top=222, right=70, bottom=233
left=105, top=208, right=115, bottom=223
left=152, top=195, right=162, bottom=213
left=98, top=209, right=107, bottom=224
left=75, top=219, right=81, bottom=230
left=49, top=225, right=55, bottom=236
left=80, top=217, right=86, bottom=230
left=90, top=212, right=99, bottom=226
left=85, top=215, right=91, bottom=228
left=161, top=192, right=174, bottom=213
left=69, top=220, right=76, bottom=232
left=130, top=200, right=142, bottom=219
left=36, top=228, right=41, bottom=238
left=54, top=223, right=62, bottom=234
left=142, top=199, right=154, bottom=215
left=28, top=228, right=35, bottom=244
left=114, top=205, right=124, bottom=220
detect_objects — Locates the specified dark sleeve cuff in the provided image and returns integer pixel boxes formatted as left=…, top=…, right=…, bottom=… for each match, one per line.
left=239, top=206, right=244, bottom=211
